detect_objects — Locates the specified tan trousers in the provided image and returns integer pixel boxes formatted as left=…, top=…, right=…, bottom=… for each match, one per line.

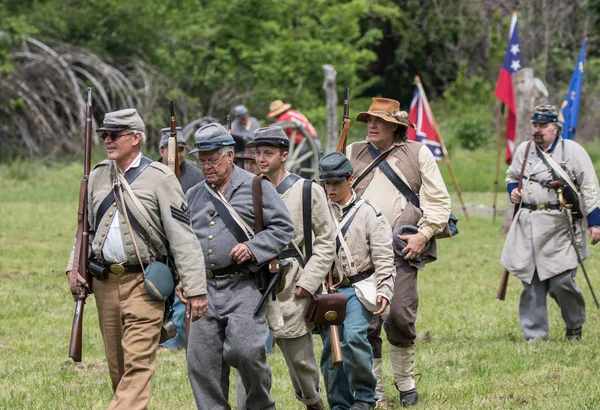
left=94, top=272, right=164, bottom=410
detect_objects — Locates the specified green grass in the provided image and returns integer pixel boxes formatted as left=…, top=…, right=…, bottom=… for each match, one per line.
left=2, top=158, right=600, bottom=409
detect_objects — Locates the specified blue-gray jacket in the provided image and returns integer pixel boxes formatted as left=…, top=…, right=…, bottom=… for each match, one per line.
left=186, top=165, right=293, bottom=269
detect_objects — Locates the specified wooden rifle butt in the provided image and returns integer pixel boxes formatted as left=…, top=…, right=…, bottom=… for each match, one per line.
left=330, top=324, right=343, bottom=368
left=496, top=269, right=509, bottom=301
left=69, top=297, right=86, bottom=362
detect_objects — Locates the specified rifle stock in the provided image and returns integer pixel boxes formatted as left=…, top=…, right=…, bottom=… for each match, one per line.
left=496, top=140, right=533, bottom=301
left=69, top=87, right=93, bottom=362
left=335, top=86, right=351, bottom=153
left=168, top=101, right=181, bottom=181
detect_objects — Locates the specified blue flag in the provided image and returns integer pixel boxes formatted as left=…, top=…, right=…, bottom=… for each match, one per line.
left=559, top=38, right=587, bottom=140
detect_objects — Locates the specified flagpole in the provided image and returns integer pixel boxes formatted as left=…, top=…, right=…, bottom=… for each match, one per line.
left=492, top=103, right=505, bottom=222
left=414, top=75, right=469, bottom=221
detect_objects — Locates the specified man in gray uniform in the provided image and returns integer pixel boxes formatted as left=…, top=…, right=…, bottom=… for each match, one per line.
left=157, top=126, right=205, bottom=193
left=248, top=126, right=335, bottom=410
left=184, top=123, right=293, bottom=410
left=66, top=109, right=207, bottom=410
left=231, top=104, right=261, bottom=139
left=501, top=104, right=600, bottom=341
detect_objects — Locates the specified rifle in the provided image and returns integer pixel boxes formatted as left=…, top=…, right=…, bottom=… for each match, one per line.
left=69, top=87, right=93, bottom=362
left=497, top=140, right=532, bottom=300
left=327, top=87, right=351, bottom=368
left=167, top=101, right=181, bottom=181
left=335, top=86, right=350, bottom=153
left=558, top=187, right=600, bottom=309
left=227, top=114, right=232, bottom=134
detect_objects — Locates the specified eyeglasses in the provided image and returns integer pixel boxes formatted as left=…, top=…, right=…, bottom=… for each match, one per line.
left=100, top=131, right=135, bottom=142
left=197, top=154, right=226, bottom=168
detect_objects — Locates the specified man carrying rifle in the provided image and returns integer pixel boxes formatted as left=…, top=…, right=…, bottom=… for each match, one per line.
left=347, top=98, right=451, bottom=407
left=248, top=126, right=335, bottom=410
left=184, top=123, right=293, bottom=410
left=501, top=104, right=600, bottom=342
left=157, top=127, right=205, bottom=193
left=319, top=152, right=396, bottom=410
left=66, top=109, right=207, bottom=410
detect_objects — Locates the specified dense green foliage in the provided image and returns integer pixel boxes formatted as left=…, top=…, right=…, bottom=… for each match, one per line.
left=1, top=0, right=599, bottom=158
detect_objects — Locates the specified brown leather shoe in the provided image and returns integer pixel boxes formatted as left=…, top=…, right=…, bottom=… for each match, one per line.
left=400, top=388, right=419, bottom=407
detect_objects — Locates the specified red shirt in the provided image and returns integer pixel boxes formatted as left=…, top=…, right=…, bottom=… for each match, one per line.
left=275, top=109, right=318, bottom=144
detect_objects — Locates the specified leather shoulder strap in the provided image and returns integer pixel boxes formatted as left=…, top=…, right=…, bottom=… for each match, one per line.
left=276, top=173, right=301, bottom=195
left=208, top=186, right=250, bottom=244
left=95, top=156, right=152, bottom=232
left=253, top=175, right=269, bottom=234
left=366, top=144, right=421, bottom=208
left=352, top=145, right=394, bottom=189
left=302, top=179, right=313, bottom=260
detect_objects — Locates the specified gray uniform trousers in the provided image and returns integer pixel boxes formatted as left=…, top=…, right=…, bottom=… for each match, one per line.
left=275, top=334, right=322, bottom=405
left=187, top=275, right=275, bottom=410
left=520, top=267, right=586, bottom=341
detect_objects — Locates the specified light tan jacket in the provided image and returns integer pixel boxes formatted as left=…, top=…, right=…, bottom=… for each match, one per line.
left=348, top=140, right=450, bottom=240
left=329, top=193, right=395, bottom=309
left=501, top=138, right=600, bottom=283
left=67, top=158, right=207, bottom=297
left=274, top=174, right=336, bottom=338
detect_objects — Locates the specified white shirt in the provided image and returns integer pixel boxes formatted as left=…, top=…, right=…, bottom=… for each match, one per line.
left=102, top=153, right=142, bottom=263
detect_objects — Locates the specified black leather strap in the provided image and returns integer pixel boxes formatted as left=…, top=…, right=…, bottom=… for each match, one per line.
left=367, top=144, right=420, bottom=208
left=208, top=187, right=250, bottom=244
left=302, top=179, right=313, bottom=261
left=95, top=157, right=152, bottom=232
left=352, top=145, right=395, bottom=188
left=207, top=264, right=250, bottom=278
left=276, top=173, right=302, bottom=195
left=337, top=267, right=375, bottom=287
left=521, top=203, right=560, bottom=211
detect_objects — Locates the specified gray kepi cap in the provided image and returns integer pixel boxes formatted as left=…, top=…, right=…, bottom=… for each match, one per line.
left=159, top=127, right=187, bottom=148
left=188, top=123, right=235, bottom=155
left=96, top=108, right=145, bottom=133
left=246, top=126, right=289, bottom=148
left=318, top=152, right=354, bottom=181
left=233, top=104, right=249, bottom=119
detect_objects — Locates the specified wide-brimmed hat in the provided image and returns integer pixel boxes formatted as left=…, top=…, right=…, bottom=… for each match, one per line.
left=318, top=152, right=354, bottom=181
left=356, top=98, right=415, bottom=129
left=188, top=123, right=235, bottom=154
left=266, top=100, right=292, bottom=119
left=531, top=104, right=561, bottom=125
left=159, top=127, right=187, bottom=148
left=246, top=126, right=289, bottom=148
left=96, top=108, right=145, bottom=133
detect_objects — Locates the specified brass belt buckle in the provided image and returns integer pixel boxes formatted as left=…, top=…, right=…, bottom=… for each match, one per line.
left=109, top=264, right=125, bottom=275
left=537, top=203, right=545, bottom=211
left=206, top=269, right=214, bottom=279
left=341, top=277, right=351, bottom=287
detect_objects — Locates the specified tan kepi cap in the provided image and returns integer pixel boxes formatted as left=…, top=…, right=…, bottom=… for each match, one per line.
left=96, top=108, right=145, bottom=133
left=266, top=100, right=292, bottom=119
left=355, top=98, right=415, bottom=129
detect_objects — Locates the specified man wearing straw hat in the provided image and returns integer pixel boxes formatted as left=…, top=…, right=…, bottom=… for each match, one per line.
left=266, top=99, right=319, bottom=146
left=347, top=98, right=451, bottom=407
left=501, top=104, right=600, bottom=342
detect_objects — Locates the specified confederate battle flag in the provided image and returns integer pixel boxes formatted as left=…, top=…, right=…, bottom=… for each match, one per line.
left=408, top=83, right=443, bottom=161
left=494, top=11, right=521, bottom=164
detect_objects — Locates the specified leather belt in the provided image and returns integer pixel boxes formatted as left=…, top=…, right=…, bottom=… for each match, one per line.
left=338, top=267, right=375, bottom=288
left=206, top=264, right=250, bottom=279
left=103, top=262, right=146, bottom=275
left=521, top=203, right=560, bottom=211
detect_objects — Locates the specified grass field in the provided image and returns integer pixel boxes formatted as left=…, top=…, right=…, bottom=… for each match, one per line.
left=1, top=152, right=600, bottom=409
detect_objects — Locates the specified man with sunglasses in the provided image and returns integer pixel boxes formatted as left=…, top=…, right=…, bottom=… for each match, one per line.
left=183, top=123, right=293, bottom=410
left=156, top=127, right=205, bottom=350
left=66, top=108, right=207, bottom=410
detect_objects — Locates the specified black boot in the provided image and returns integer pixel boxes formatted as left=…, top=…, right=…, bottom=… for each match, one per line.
left=566, top=326, right=582, bottom=340
left=306, top=399, right=326, bottom=410
left=400, top=388, right=419, bottom=407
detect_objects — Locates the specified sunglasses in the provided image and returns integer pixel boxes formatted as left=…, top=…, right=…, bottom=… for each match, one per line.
left=100, top=131, right=136, bottom=142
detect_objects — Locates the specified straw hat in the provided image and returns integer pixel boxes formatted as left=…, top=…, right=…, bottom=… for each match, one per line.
left=356, top=98, right=415, bottom=129
left=266, top=100, right=292, bottom=119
